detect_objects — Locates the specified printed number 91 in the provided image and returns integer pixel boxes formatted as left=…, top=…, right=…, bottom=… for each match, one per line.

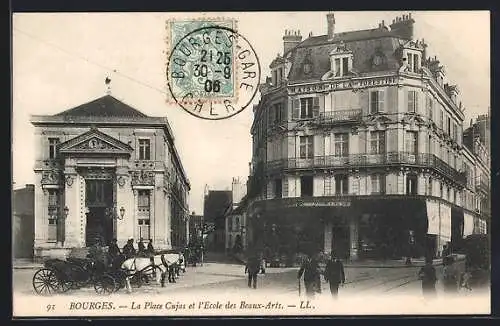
left=46, top=304, right=55, bottom=312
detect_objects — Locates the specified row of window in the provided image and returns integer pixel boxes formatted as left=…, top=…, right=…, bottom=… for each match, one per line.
left=268, top=131, right=461, bottom=170
left=271, top=174, right=468, bottom=204
left=260, top=89, right=461, bottom=144
left=47, top=138, right=152, bottom=160
left=297, top=131, right=417, bottom=158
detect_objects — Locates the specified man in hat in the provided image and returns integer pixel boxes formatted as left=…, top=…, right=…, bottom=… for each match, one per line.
left=108, top=238, right=121, bottom=262
left=122, top=237, right=136, bottom=259
left=147, top=239, right=155, bottom=255
left=298, top=253, right=322, bottom=298
left=324, top=252, right=346, bottom=298
left=138, top=238, right=146, bottom=256
left=245, top=250, right=261, bottom=289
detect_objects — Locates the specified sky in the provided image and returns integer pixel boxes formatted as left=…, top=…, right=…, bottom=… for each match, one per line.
left=12, top=11, right=490, bottom=215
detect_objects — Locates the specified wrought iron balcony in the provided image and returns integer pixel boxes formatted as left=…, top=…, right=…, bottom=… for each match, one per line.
left=476, top=178, right=490, bottom=193
left=265, top=151, right=467, bottom=185
left=314, top=109, right=362, bottom=125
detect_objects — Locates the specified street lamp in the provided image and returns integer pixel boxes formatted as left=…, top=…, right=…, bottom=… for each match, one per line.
left=119, top=206, right=125, bottom=220
left=63, top=206, right=69, bottom=219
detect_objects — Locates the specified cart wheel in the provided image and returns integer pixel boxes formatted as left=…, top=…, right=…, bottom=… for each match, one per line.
left=58, top=280, right=73, bottom=293
left=94, top=275, right=116, bottom=295
left=141, top=265, right=163, bottom=284
left=33, top=268, right=59, bottom=296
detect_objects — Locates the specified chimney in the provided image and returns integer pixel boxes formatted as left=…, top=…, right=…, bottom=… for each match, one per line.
left=327, top=13, right=335, bottom=40
left=283, top=29, right=302, bottom=54
left=389, top=13, right=415, bottom=40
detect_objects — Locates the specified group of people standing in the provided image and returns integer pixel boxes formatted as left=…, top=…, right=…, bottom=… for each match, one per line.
left=245, top=251, right=346, bottom=299
left=297, top=252, right=346, bottom=299
left=418, top=254, right=469, bottom=299
left=88, top=237, right=156, bottom=269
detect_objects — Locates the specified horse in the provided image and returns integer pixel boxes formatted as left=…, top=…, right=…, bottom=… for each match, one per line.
left=120, top=253, right=183, bottom=293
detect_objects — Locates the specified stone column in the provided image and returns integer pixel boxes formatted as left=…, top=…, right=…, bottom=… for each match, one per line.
left=164, top=192, right=172, bottom=250
left=34, top=173, right=48, bottom=249
left=324, top=222, right=333, bottom=254
left=63, top=172, right=81, bottom=248
left=154, top=173, right=167, bottom=248
left=349, top=216, right=359, bottom=260
left=115, top=174, right=133, bottom=248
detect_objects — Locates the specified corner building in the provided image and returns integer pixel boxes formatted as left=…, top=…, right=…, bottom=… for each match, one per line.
left=247, top=13, right=488, bottom=261
left=31, top=95, right=190, bottom=259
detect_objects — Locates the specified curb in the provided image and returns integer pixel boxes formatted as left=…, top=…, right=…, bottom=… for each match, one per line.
left=13, top=265, right=43, bottom=270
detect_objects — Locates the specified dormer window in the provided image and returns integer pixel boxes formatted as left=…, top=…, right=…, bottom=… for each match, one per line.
left=401, top=40, right=425, bottom=74
left=405, top=51, right=421, bottom=73
left=303, top=62, right=312, bottom=75
left=303, top=49, right=314, bottom=76
left=329, top=42, right=353, bottom=78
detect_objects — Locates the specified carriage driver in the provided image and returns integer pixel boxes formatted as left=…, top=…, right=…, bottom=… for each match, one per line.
left=122, top=237, right=137, bottom=259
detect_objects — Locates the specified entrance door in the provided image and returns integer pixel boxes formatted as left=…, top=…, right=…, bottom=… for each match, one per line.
left=85, top=179, right=114, bottom=246
left=332, top=225, right=350, bottom=259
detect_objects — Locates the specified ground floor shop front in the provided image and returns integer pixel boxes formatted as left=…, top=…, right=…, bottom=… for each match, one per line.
left=248, top=195, right=486, bottom=261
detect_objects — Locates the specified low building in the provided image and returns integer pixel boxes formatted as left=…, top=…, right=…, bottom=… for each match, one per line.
left=225, top=178, right=248, bottom=253
left=188, top=212, right=204, bottom=245
left=30, top=94, right=190, bottom=259
left=203, top=190, right=232, bottom=252
left=13, top=184, right=35, bottom=259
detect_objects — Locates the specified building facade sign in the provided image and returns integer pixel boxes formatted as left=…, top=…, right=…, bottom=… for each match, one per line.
left=290, top=198, right=351, bottom=207
left=288, top=76, right=399, bottom=95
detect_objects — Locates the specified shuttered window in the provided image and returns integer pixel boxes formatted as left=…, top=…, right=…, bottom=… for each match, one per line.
left=137, top=190, right=151, bottom=240
left=299, top=136, right=314, bottom=159
left=370, top=131, right=385, bottom=154
left=334, top=133, right=349, bottom=157
left=407, top=90, right=419, bottom=113
left=370, top=90, right=384, bottom=113
left=47, top=189, right=59, bottom=241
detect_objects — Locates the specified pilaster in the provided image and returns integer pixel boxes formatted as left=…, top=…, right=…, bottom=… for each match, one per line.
left=349, top=216, right=359, bottom=260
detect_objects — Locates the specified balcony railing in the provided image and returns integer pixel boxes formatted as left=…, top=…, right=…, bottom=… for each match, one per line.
left=476, top=178, right=490, bottom=193
left=312, top=109, right=362, bottom=125
left=266, top=151, right=466, bottom=185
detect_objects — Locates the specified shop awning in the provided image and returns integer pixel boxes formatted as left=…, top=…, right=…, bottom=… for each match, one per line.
left=463, top=212, right=474, bottom=237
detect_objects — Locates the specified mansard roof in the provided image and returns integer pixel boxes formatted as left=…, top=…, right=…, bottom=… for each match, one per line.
left=286, top=28, right=404, bottom=82
left=54, top=95, right=148, bottom=118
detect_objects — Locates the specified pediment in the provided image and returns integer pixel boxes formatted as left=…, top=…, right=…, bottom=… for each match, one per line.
left=59, top=128, right=133, bottom=156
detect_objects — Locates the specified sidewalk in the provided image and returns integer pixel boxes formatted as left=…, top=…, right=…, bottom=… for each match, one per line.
left=13, top=259, right=43, bottom=270
left=343, top=254, right=466, bottom=268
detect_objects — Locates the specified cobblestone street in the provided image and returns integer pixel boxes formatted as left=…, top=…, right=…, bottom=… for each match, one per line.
left=13, top=260, right=489, bottom=298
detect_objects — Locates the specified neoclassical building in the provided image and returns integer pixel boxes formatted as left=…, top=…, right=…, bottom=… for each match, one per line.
left=246, top=13, right=489, bottom=261
left=31, top=95, right=190, bottom=259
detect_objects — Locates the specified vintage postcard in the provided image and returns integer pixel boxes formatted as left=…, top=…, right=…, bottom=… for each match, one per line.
left=12, top=11, right=491, bottom=317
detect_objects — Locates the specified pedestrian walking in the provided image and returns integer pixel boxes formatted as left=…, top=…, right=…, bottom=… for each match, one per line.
left=418, top=256, right=437, bottom=299
left=324, top=252, right=345, bottom=298
left=245, top=252, right=261, bottom=289
left=298, top=254, right=322, bottom=299
left=442, top=255, right=459, bottom=294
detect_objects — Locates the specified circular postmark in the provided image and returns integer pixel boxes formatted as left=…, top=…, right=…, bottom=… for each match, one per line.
left=167, top=25, right=261, bottom=120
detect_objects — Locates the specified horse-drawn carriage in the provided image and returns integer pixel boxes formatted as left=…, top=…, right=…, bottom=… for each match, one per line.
left=32, top=250, right=185, bottom=295
left=32, top=257, right=125, bottom=295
